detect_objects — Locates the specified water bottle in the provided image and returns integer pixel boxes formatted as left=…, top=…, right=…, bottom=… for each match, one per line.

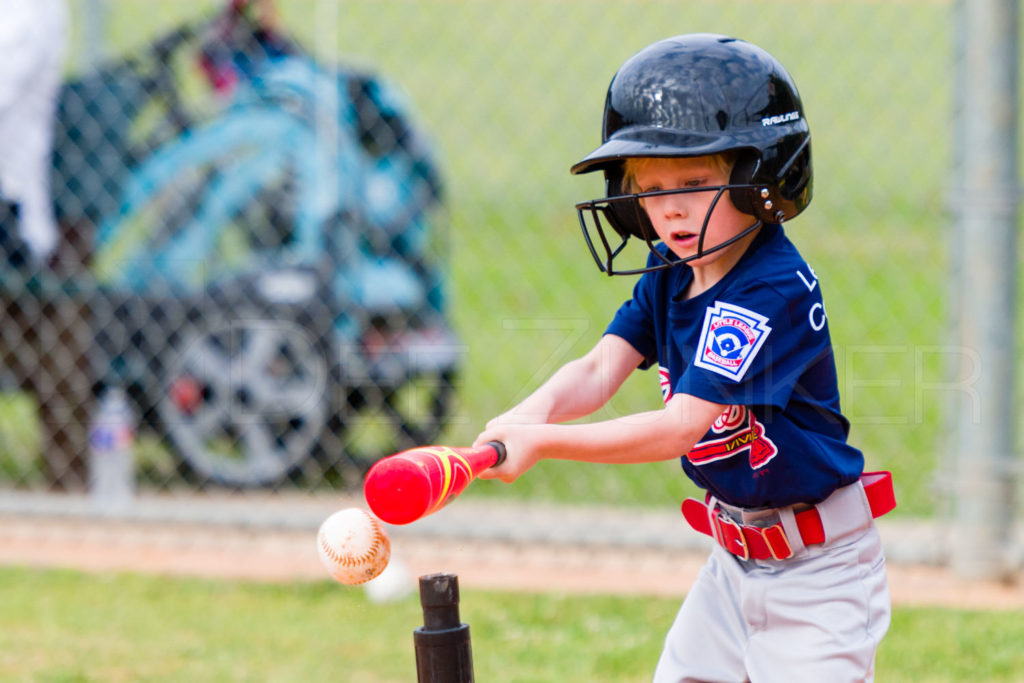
left=88, top=386, right=136, bottom=512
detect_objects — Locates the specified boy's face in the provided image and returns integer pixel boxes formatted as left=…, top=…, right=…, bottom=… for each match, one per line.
left=632, top=156, right=753, bottom=268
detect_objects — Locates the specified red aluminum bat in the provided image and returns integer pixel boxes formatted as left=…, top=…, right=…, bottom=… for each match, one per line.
left=363, top=441, right=507, bottom=525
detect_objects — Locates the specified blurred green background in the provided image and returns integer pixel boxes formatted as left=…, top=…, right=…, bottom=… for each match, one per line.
left=272, top=0, right=951, bottom=515
left=0, top=0, right=991, bottom=517
left=2, top=5, right=1020, bottom=682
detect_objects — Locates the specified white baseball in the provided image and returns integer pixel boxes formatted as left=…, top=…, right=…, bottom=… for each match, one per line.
left=316, top=508, right=391, bottom=585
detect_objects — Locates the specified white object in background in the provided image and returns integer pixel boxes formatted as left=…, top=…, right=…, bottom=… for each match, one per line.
left=363, top=554, right=414, bottom=603
left=88, top=386, right=136, bottom=513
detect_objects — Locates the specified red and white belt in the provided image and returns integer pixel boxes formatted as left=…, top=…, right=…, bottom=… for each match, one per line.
left=681, top=471, right=896, bottom=561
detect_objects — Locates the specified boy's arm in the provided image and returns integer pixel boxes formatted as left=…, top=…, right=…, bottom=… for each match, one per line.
left=475, top=335, right=725, bottom=483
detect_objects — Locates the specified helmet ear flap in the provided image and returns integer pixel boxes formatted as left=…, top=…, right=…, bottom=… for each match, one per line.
left=727, top=151, right=761, bottom=217
left=605, top=168, right=656, bottom=240
left=728, top=149, right=798, bottom=224
left=777, top=137, right=812, bottom=203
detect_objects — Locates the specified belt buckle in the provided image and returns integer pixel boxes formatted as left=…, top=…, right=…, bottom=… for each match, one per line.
left=713, top=512, right=750, bottom=561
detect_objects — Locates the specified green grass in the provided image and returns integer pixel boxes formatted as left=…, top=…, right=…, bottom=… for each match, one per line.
left=0, top=1, right=970, bottom=515
left=1, top=566, right=1022, bottom=682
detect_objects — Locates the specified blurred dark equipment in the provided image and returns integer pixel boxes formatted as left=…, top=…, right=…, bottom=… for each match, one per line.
left=414, top=573, right=475, bottom=683
left=1, top=1, right=459, bottom=489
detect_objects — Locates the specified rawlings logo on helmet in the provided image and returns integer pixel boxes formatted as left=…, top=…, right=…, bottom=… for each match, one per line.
left=761, top=111, right=801, bottom=127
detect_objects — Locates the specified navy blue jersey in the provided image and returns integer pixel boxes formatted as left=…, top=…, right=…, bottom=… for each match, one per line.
left=605, top=223, right=863, bottom=508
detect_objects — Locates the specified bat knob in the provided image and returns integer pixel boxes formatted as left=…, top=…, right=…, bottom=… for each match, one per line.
left=487, top=441, right=507, bottom=467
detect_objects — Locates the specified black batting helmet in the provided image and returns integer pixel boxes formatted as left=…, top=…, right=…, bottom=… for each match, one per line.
left=572, top=33, right=812, bottom=275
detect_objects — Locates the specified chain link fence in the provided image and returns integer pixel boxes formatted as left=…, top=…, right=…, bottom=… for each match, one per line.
left=0, top=0, right=1014, bottom=538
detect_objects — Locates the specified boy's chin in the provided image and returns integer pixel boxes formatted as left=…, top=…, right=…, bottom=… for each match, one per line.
left=668, top=246, right=708, bottom=264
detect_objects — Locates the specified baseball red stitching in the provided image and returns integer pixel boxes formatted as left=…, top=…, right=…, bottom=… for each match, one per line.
left=318, top=512, right=389, bottom=582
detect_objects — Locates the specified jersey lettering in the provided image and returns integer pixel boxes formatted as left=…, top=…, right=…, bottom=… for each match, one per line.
left=796, top=267, right=827, bottom=332
left=659, top=365, right=672, bottom=403
left=687, top=406, right=779, bottom=470
left=809, top=302, right=827, bottom=331
left=796, top=266, right=818, bottom=292
left=712, top=404, right=746, bottom=431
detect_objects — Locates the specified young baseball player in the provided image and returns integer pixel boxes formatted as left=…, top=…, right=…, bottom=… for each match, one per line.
left=474, top=33, right=895, bottom=681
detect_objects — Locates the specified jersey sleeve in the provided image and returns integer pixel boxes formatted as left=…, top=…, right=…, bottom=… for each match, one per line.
left=675, top=277, right=830, bottom=408
left=604, top=271, right=659, bottom=370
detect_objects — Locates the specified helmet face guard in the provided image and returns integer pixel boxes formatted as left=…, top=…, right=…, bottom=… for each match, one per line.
left=571, top=33, right=813, bottom=276
left=576, top=185, right=765, bottom=276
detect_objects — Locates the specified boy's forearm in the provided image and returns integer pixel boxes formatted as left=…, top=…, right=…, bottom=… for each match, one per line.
left=477, top=386, right=724, bottom=481
left=529, top=410, right=705, bottom=465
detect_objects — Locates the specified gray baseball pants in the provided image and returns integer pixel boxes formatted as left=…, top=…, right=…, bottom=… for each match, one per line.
left=653, top=481, right=891, bottom=682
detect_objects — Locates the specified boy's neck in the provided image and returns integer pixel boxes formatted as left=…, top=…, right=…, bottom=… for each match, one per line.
left=684, top=224, right=764, bottom=299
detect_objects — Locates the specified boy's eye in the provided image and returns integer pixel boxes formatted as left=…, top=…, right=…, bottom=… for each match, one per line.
left=640, top=178, right=706, bottom=193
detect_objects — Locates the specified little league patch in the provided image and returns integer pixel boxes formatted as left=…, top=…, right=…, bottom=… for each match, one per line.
left=694, top=301, right=772, bottom=381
